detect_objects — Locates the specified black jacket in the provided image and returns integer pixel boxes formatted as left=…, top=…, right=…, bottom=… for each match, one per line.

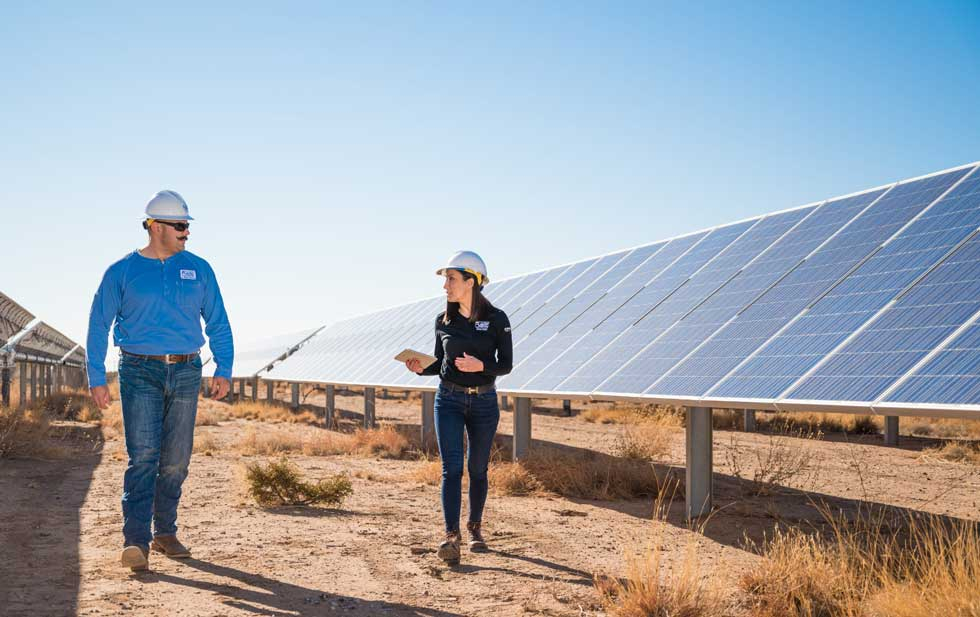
left=420, top=306, right=513, bottom=387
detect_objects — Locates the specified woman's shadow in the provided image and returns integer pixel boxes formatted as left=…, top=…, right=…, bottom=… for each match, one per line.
left=138, top=557, right=464, bottom=617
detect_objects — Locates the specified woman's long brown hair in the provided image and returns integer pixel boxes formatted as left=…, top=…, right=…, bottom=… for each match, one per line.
left=443, top=271, right=493, bottom=324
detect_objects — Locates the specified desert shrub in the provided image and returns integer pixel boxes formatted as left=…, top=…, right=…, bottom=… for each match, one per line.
left=725, top=432, right=819, bottom=496
left=245, top=457, right=353, bottom=507
left=922, top=441, right=980, bottom=465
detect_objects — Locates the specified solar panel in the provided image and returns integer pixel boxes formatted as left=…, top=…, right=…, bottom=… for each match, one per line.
left=226, top=326, right=323, bottom=378
left=783, top=168, right=980, bottom=402
left=0, top=292, right=36, bottom=347
left=560, top=217, right=760, bottom=395
left=519, top=235, right=702, bottom=392
left=883, top=313, right=980, bottom=405
left=267, top=162, right=980, bottom=419
left=592, top=206, right=816, bottom=395
left=658, top=181, right=925, bottom=399
left=509, top=250, right=632, bottom=357
left=701, top=166, right=974, bottom=399
left=503, top=241, right=668, bottom=390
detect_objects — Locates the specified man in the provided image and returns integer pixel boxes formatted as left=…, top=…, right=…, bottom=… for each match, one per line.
left=87, top=189, right=234, bottom=572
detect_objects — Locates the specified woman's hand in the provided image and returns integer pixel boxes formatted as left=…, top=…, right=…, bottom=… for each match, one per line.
left=406, top=358, right=424, bottom=374
left=454, top=353, right=484, bottom=373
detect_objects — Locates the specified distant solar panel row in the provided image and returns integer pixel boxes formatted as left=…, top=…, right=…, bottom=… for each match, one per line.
left=266, top=162, right=980, bottom=414
left=0, top=291, right=86, bottom=365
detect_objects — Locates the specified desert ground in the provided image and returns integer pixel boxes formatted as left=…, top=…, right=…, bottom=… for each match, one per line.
left=1, top=384, right=978, bottom=617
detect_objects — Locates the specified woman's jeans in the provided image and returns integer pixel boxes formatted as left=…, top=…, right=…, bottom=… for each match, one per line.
left=118, top=353, right=202, bottom=548
left=434, top=384, right=500, bottom=533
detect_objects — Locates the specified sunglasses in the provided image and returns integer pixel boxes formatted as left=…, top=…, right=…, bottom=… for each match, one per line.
left=146, top=220, right=190, bottom=232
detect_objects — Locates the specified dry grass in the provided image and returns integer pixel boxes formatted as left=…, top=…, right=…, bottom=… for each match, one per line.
left=0, top=405, right=53, bottom=458
left=520, top=448, right=667, bottom=500
left=905, top=417, right=980, bottom=439
left=407, top=445, right=669, bottom=500
left=581, top=404, right=682, bottom=426
left=922, top=441, right=980, bottom=465
left=244, top=457, right=353, bottom=507
left=223, top=399, right=320, bottom=425
left=193, top=430, right=220, bottom=455
left=614, top=414, right=681, bottom=461
left=195, top=406, right=225, bottom=426
left=489, top=461, right=542, bottom=496
left=596, top=542, right=726, bottom=617
left=725, top=432, right=820, bottom=496
left=595, top=487, right=725, bottom=617
left=31, top=391, right=100, bottom=421
left=741, top=508, right=980, bottom=617
left=237, top=425, right=413, bottom=459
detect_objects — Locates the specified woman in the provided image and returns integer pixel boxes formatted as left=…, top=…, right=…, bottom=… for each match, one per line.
left=405, top=250, right=513, bottom=565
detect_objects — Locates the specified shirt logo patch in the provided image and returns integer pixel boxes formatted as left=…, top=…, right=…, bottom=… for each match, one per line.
left=180, top=269, right=197, bottom=280
left=475, top=321, right=490, bottom=331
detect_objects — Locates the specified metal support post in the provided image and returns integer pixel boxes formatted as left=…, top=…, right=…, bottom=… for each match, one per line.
left=324, top=384, right=335, bottom=429
left=884, top=416, right=899, bottom=447
left=421, top=391, right=436, bottom=452
left=513, top=397, right=532, bottom=460
left=686, top=406, right=713, bottom=520
left=364, top=387, right=376, bottom=428
left=743, top=409, right=757, bottom=432
left=291, top=383, right=300, bottom=409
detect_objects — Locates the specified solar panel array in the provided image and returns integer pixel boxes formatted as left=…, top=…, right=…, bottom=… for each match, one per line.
left=206, top=326, right=324, bottom=378
left=267, top=162, right=980, bottom=416
left=0, top=291, right=86, bottom=366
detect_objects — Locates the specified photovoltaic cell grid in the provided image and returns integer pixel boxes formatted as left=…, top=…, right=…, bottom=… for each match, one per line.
left=554, top=222, right=753, bottom=393
left=596, top=206, right=815, bottom=395
left=641, top=195, right=869, bottom=396
left=572, top=218, right=761, bottom=394
left=268, top=162, right=980, bottom=414
left=502, top=241, right=668, bottom=389
left=703, top=166, right=973, bottom=399
left=522, top=233, right=705, bottom=392
left=786, top=167, right=980, bottom=402
left=225, top=326, right=324, bottom=378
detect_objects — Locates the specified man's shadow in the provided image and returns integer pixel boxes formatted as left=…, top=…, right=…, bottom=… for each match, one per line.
left=140, top=557, right=464, bottom=617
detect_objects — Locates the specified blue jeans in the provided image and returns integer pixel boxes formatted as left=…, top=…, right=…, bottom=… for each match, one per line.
left=118, top=353, right=202, bottom=548
left=434, top=384, right=500, bottom=533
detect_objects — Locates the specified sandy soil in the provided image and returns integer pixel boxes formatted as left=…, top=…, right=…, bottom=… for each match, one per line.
left=1, top=392, right=978, bottom=617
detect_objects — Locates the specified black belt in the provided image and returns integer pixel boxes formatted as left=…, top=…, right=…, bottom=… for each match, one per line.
left=122, top=350, right=199, bottom=364
left=440, top=380, right=496, bottom=395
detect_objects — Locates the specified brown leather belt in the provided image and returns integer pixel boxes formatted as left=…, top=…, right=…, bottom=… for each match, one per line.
left=440, top=380, right=496, bottom=395
left=122, top=350, right=200, bottom=364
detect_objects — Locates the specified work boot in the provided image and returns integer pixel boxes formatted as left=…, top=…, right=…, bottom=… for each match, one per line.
left=151, top=534, right=191, bottom=558
left=467, top=521, right=488, bottom=552
left=437, top=530, right=461, bottom=564
left=121, top=545, right=149, bottom=571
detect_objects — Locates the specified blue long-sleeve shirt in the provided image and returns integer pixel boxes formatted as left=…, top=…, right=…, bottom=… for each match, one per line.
left=86, top=250, right=234, bottom=387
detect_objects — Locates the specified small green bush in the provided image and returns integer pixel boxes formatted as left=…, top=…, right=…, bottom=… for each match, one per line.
left=245, top=457, right=353, bottom=507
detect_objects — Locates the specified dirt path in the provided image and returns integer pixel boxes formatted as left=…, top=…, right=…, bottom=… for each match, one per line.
left=2, top=395, right=978, bottom=616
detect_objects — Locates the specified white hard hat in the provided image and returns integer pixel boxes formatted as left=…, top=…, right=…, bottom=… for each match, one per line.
left=145, top=190, right=193, bottom=221
left=436, top=250, right=489, bottom=286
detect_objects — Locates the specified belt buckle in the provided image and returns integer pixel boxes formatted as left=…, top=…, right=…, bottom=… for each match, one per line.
left=164, top=354, right=179, bottom=364
left=466, top=386, right=479, bottom=395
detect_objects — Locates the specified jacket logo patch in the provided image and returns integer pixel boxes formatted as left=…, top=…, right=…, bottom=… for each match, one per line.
left=475, top=321, right=490, bottom=331
left=180, top=269, right=197, bottom=280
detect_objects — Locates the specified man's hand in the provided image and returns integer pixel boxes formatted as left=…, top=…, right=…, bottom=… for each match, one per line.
left=454, top=353, right=484, bottom=373
left=90, top=385, right=112, bottom=410
left=210, top=377, right=231, bottom=399
left=406, top=358, right=423, bottom=374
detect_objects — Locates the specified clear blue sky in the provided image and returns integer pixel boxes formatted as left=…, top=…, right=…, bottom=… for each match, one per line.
left=2, top=1, right=978, bottom=359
